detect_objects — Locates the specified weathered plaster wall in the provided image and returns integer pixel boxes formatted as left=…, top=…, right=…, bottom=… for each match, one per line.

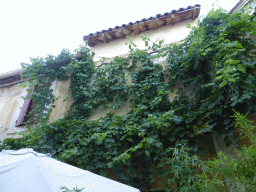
left=0, top=80, right=60, bottom=143
left=49, top=79, right=73, bottom=123
left=0, top=83, right=28, bottom=143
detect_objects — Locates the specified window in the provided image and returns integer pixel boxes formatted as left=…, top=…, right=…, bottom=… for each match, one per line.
left=15, top=82, right=52, bottom=127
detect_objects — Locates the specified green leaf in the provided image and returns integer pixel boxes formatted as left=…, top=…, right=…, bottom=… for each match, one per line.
left=131, top=147, right=136, bottom=152
left=217, top=75, right=223, bottom=80
left=145, top=142, right=150, bottom=149
left=173, top=115, right=183, bottom=124
left=155, top=141, right=162, bottom=148
left=169, top=137, right=176, bottom=142
left=235, top=43, right=243, bottom=48
left=147, top=138, right=154, bottom=144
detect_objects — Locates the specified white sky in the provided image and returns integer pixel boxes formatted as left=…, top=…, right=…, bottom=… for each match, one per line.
left=0, top=0, right=239, bottom=74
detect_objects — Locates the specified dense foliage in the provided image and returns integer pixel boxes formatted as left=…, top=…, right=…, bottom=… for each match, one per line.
left=1, top=6, right=256, bottom=191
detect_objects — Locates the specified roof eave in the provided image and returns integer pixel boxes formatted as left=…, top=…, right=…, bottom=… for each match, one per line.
left=83, top=4, right=201, bottom=47
left=229, top=0, right=250, bottom=14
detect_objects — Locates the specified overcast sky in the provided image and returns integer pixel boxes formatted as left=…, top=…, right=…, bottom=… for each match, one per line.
left=0, top=0, right=239, bottom=74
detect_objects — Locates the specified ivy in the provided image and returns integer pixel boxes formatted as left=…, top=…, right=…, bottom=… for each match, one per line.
left=1, top=6, right=256, bottom=191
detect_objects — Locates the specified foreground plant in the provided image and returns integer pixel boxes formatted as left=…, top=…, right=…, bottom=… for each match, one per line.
left=60, top=185, right=85, bottom=192
left=196, top=109, right=256, bottom=192
left=161, top=109, right=256, bottom=192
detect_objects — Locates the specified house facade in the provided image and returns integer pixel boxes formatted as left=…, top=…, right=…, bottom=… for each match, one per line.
left=0, top=5, right=205, bottom=191
left=0, top=4, right=201, bottom=144
left=2, top=2, right=255, bottom=190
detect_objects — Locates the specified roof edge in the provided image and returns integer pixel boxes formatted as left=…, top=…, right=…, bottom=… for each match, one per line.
left=0, top=68, right=26, bottom=80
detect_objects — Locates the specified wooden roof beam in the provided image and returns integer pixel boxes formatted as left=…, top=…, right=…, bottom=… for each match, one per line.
left=135, top=24, right=141, bottom=34
left=109, top=32, right=116, bottom=39
left=125, top=28, right=132, bottom=36
left=192, top=8, right=197, bottom=20
left=102, top=34, right=109, bottom=43
left=152, top=19, right=158, bottom=30
left=87, top=38, right=95, bottom=47
left=119, top=29, right=125, bottom=39
left=171, top=14, right=175, bottom=25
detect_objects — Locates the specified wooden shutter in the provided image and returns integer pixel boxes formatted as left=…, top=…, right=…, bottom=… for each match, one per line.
left=15, top=82, right=53, bottom=126
left=15, top=86, right=36, bottom=127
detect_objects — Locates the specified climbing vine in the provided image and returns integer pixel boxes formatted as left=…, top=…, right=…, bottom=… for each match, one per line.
left=1, top=5, right=256, bottom=191
left=19, top=49, right=72, bottom=125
